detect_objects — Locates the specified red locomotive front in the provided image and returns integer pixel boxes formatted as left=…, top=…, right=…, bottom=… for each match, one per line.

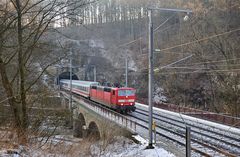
left=113, top=88, right=136, bottom=113
left=90, top=86, right=136, bottom=113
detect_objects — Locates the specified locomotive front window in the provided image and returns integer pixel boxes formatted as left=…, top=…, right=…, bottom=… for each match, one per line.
left=118, top=90, right=135, bottom=96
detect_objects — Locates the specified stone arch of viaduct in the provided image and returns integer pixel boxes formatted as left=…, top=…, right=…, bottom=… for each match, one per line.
left=60, top=93, right=130, bottom=141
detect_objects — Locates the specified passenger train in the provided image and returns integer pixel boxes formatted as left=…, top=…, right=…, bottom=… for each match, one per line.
left=60, top=79, right=136, bottom=113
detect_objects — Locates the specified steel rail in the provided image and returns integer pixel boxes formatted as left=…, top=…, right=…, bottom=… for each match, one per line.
left=61, top=91, right=238, bottom=156
left=135, top=109, right=240, bottom=152
left=137, top=107, right=240, bottom=144
left=133, top=109, right=239, bottom=157
left=128, top=114, right=221, bottom=157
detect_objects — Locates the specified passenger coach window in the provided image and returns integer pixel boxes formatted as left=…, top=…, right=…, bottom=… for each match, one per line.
left=113, top=91, right=115, bottom=95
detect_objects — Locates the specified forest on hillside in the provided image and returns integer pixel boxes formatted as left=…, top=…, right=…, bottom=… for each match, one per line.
left=0, top=0, right=239, bottom=147
left=63, top=0, right=240, bottom=116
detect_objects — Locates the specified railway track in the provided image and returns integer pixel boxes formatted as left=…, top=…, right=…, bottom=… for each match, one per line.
left=129, top=107, right=240, bottom=157
left=136, top=108, right=240, bottom=148
left=65, top=92, right=240, bottom=156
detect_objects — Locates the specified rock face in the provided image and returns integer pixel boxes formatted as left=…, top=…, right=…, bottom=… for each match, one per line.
left=45, top=23, right=167, bottom=101
left=47, top=25, right=139, bottom=86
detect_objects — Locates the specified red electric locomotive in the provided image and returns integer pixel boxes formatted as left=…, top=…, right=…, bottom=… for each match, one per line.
left=60, top=79, right=136, bottom=113
left=90, top=85, right=136, bottom=113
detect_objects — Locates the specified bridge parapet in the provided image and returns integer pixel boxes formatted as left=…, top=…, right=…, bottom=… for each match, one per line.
left=60, top=92, right=136, bottom=140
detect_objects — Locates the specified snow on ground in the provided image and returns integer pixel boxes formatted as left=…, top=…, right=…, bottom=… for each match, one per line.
left=91, top=135, right=175, bottom=157
left=153, top=87, right=167, bottom=103
left=0, top=134, right=175, bottom=157
left=89, top=39, right=104, bottom=49
left=131, top=135, right=175, bottom=157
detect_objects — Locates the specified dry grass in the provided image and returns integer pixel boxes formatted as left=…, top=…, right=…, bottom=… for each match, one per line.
left=0, top=126, right=133, bottom=157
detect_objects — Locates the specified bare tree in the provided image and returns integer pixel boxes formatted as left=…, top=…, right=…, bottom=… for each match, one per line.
left=0, top=0, right=90, bottom=144
left=154, top=0, right=240, bottom=115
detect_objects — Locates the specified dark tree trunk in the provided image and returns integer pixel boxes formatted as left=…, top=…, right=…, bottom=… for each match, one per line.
left=0, top=57, right=24, bottom=142
left=15, top=0, right=28, bottom=144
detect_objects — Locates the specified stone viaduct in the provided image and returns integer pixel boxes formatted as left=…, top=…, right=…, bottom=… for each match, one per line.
left=60, top=92, right=136, bottom=141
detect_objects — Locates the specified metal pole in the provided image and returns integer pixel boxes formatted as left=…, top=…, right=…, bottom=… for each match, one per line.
left=56, top=66, right=59, bottom=93
left=147, top=9, right=154, bottom=149
left=145, top=7, right=192, bottom=150
left=93, top=66, right=96, bottom=82
left=186, top=127, right=191, bottom=157
left=69, top=50, right=73, bottom=129
left=58, top=58, right=61, bottom=96
left=125, top=57, right=128, bottom=87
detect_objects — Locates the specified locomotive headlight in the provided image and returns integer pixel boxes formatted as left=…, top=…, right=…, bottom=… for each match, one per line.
left=121, top=103, right=123, bottom=106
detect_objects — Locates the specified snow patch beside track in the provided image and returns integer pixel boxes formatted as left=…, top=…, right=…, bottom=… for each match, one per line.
left=136, top=103, right=240, bottom=136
